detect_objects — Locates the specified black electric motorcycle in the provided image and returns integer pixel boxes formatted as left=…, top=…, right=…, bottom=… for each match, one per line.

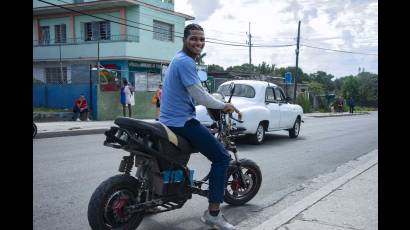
left=87, top=83, right=262, bottom=230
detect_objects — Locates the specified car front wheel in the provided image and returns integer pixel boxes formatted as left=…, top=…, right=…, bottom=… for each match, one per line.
left=248, top=123, right=265, bottom=145
left=289, top=118, right=301, bottom=138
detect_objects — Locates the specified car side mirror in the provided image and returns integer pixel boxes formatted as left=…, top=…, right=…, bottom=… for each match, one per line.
left=285, top=96, right=292, bottom=103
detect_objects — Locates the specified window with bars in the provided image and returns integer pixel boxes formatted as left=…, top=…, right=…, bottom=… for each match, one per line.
left=55, top=24, right=67, bottom=43
left=84, top=21, right=111, bottom=41
left=153, top=20, right=173, bottom=42
left=39, top=26, right=50, bottom=45
left=45, top=67, right=68, bottom=84
left=161, top=0, right=174, bottom=3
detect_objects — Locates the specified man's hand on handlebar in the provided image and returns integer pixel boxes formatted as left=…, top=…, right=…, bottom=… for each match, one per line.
left=223, top=103, right=242, bottom=117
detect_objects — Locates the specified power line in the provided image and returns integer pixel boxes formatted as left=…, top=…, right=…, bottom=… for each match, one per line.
left=301, top=43, right=378, bottom=56
left=36, top=0, right=242, bottom=46
left=35, top=0, right=296, bottom=48
left=54, top=0, right=248, bottom=45
left=47, top=0, right=248, bottom=44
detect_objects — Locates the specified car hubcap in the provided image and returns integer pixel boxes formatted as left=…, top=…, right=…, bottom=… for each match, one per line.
left=295, top=121, right=300, bottom=135
left=257, top=125, right=264, bottom=142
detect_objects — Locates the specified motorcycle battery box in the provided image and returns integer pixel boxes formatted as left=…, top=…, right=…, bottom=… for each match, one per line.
left=162, top=170, right=194, bottom=185
left=152, top=170, right=194, bottom=196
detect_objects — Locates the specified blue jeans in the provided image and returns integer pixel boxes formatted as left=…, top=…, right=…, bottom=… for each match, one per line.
left=72, top=106, right=89, bottom=120
left=168, top=119, right=231, bottom=203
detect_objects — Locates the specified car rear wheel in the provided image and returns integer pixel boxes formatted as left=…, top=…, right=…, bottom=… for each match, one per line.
left=248, top=123, right=265, bottom=145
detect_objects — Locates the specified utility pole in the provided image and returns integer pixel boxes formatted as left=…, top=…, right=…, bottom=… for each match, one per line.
left=293, top=20, right=301, bottom=103
left=97, top=37, right=100, bottom=83
left=246, top=22, right=252, bottom=65
left=89, top=64, right=93, bottom=120
left=59, top=43, right=63, bottom=83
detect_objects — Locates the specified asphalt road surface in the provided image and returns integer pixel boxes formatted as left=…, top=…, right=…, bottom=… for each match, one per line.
left=33, top=112, right=378, bottom=230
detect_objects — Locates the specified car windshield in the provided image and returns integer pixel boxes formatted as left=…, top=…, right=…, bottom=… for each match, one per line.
left=217, top=83, right=256, bottom=98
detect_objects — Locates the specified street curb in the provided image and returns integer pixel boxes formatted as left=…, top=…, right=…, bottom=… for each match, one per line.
left=35, top=128, right=108, bottom=139
left=307, top=112, right=369, bottom=118
left=251, top=149, right=378, bottom=230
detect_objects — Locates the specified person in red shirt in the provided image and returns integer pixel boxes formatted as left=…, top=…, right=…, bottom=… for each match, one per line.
left=73, top=95, right=90, bottom=121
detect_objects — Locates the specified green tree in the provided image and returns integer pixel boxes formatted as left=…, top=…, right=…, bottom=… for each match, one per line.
left=308, top=81, right=325, bottom=95
left=309, top=71, right=335, bottom=93
left=226, top=63, right=257, bottom=74
left=341, top=76, right=359, bottom=99
left=207, top=64, right=225, bottom=72
left=257, top=62, right=276, bottom=75
left=357, top=72, right=378, bottom=107
left=333, top=77, right=346, bottom=95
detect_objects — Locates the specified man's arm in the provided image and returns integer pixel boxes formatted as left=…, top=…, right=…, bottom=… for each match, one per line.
left=186, top=83, right=225, bottom=109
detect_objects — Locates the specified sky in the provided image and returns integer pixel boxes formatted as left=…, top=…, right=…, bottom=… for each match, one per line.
left=174, top=0, right=378, bottom=78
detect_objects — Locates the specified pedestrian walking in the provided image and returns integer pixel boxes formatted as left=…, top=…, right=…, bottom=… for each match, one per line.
left=348, top=96, right=355, bottom=114
left=120, top=79, right=132, bottom=117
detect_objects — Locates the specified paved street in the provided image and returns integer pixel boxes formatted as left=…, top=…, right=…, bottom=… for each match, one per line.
left=33, top=112, right=378, bottom=230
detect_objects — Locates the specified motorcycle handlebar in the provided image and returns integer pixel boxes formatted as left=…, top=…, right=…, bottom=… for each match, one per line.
left=229, top=113, right=244, bottom=123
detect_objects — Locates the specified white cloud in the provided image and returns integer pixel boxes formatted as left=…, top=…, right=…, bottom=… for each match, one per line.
left=174, top=0, right=378, bottom=78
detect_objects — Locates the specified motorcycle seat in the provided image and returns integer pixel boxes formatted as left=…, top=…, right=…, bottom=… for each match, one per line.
left=114, top=117, right=197, bottom=154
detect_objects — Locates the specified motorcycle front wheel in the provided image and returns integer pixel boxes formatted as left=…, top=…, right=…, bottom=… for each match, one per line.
left=224, top=159, right=262, bottom=206
left=87, top=174, right=144, bottom=230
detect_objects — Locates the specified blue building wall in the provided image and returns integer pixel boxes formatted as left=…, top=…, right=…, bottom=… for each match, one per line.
left=33, top=83, right=98, bottom=119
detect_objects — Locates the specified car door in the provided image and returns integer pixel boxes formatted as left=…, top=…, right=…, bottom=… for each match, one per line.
left=265, top=87, right=280, bottom=130
left=274, top=87, right=293, bottom=128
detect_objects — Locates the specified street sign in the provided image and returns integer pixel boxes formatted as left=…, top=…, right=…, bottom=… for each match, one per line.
left=285, top=72, right=292, bottom=84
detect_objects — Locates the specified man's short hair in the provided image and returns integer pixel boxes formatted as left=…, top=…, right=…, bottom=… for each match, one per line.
left=184, top=23, right=204, bottom=39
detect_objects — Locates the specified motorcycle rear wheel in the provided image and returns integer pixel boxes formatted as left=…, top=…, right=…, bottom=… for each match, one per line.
left=87, top=174, right=144, bottom=230
left=224, top=159, right=262, bottom=206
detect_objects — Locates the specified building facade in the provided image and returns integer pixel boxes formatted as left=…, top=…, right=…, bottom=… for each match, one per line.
left=33, top=0, right=193, bottom=89
left=33, top=0, right=193, bottom=120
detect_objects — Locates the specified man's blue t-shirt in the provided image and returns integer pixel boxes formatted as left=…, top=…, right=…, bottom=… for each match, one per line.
left=159, top=51, right=200, bottom=127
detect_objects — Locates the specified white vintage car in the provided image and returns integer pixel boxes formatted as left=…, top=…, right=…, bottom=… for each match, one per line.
left=196, top=80, right=304, bottom=144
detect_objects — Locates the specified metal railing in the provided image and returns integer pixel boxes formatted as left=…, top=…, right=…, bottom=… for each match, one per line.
left=33, top=34, right=139, bottom=46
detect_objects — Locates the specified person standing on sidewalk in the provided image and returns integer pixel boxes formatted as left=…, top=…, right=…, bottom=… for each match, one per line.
left=154, top=83, right=162, bottom=121
left=120, top=79, right=132, bottom=117
left=348, top=96, right=355, bottom=114
left=159, top=23, right=239, bottom=230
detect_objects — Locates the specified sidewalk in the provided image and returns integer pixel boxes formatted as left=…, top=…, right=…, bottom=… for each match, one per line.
left=251, top=151, right=378, bottom=230
left=304, top=111, right=370, bottom=118
left=34, top=112, right=371, bottom=138
left=34, top=119, right=154, bottom=138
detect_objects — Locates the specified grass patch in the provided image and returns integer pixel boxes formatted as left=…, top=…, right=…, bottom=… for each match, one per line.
left=354, top=106, right=377, bottom=112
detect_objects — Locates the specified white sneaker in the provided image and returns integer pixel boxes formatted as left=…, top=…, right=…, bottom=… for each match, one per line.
left=86, top=118, right=91, bottom=121
left=200, top=210, right=237, bottom=230
left=76, top=118, right=80, bottom=121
